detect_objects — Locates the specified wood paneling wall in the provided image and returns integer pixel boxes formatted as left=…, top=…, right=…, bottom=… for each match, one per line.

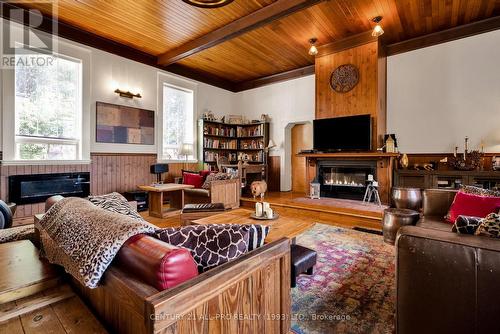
left=0, top=153, right=200, bottom=218
left=268, top=156, right=281, bottom=192
left=0, top=163, right=91, bottom=219
left=315, top=40, right=386, bottom=149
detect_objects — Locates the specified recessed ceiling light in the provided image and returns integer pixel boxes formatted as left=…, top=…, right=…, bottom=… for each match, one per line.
left=371, top=16, right=384, bottom=37
left=182, top=0, right=234, bottom=8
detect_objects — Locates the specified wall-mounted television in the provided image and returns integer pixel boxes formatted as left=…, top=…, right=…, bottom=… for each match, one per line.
left=313, top=115, right=372, bottom=152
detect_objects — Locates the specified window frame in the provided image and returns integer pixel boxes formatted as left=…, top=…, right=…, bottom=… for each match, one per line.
left=1, top=21, right=91, bottom=165
left=157, top=73, right=198, bottom=164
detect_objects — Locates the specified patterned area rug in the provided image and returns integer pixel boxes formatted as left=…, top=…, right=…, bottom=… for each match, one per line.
left=291, top=223, right=395, bottom=334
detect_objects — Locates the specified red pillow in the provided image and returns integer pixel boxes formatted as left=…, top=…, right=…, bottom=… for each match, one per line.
left=183, top=173, right=203, bottom=188
left=446, top=191, right=500, bottom=223
left=199, top=170, right=211, bottom=181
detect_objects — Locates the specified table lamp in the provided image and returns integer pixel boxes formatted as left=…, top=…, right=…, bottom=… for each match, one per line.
left=179, top=143, right=194, bottom=168
left=264, top=139, right=276, bottom=165
left=150, top=163, right=169, bottom=184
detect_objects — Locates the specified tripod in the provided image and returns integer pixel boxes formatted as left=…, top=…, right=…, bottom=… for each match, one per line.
left=363, top=182, right=381, bottom=206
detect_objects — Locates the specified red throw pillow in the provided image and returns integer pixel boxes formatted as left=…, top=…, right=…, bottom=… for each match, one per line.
left=183, top=173, right=203, bottom=188
left=199, top=170, right=211, bottom=181
left=446, top=191, right=500, bottom=223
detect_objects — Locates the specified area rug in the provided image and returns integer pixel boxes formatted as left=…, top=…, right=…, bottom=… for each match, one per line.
left=291, top=223, right=395, bottom=334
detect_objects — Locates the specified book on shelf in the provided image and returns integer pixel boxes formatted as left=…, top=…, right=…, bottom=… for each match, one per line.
left=203, top=137, right=237, bottom=149
left=237, top=124, right=264, bottom=137
left=239, top=139, right=264, bottom=150
left=203, top=124, right=236, bottom=137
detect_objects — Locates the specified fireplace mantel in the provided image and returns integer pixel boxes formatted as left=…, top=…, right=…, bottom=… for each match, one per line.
left=298, top=152, right=399, bottom=204
left=297, top=152, right=399, bottom=159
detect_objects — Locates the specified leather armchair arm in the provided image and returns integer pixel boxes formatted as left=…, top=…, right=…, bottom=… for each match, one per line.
left=396, top=226, right=500, bottom=334
left=422, top=189, right=457, bottom=217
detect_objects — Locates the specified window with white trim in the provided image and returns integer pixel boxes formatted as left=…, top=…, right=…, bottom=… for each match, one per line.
left=161, top=83, right=195, bottom=161
left=14, top=50, right=82, bottom=160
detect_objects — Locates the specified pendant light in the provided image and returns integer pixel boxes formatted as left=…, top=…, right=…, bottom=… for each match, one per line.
left=371, top=16, right=384, bottom=37
left=308, top=38, right=318, bottom=56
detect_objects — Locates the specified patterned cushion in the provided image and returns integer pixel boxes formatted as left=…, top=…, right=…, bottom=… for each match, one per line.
left=156, top=224, right=250, bottom=272
left=0, top=225, right=35, bottom=244
left=475, top=213, right=500, bottom=238
left=460, top=185, right=500, bottom=197
left=202, top=172, right=232, bottom=189
left=452, top=215, right=483, bottom=234
left=88, top=192, right=143, bottom=221
left=247, top=224, right=271, bottom=251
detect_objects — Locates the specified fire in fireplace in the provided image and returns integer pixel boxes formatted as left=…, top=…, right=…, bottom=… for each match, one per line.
left=317, top=160, right=377, bottom=201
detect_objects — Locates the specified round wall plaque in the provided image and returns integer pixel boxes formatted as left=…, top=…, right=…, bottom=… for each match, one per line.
left=182, top=0, right=234, bottom=8
left=329, top=64, right=359, bottom=93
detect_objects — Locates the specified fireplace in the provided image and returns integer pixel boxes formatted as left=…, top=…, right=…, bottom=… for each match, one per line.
left=317, top=160, right=377, bottom=201
left=9, top=172, right=90, bottom=205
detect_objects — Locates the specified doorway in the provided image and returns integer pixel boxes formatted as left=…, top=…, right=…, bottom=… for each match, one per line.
left=291, top=123, right=313, bottom=193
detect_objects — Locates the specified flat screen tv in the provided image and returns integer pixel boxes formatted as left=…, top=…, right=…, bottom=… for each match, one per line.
left=313, top=115, right=372, bottom=151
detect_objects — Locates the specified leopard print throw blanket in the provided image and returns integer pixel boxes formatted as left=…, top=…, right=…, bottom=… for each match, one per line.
left=36, top=197, right=156, bottom=288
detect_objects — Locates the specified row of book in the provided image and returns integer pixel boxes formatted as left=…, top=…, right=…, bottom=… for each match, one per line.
left=239, top=139, right=264, bottom=149
left=204, top=151, right=237, bottom=163
left=203, top=125, right=236, bottom=137
left=236, top=124, right=264, bottom=137
left=203, top=138, right=237, bottom=149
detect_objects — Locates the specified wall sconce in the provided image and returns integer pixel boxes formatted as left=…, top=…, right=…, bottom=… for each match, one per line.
left=114, top=89, right=142, bottom=99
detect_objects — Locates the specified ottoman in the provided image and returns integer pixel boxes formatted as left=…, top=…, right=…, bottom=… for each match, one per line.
left=181, top=203, right=226, bottom=225
left=291, top=244, right=317, bottom=288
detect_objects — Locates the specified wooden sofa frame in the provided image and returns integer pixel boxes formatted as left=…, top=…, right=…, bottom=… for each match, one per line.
left=72, top=237, right=291, bottom=334
left=183, top=178, right=241, bottom=209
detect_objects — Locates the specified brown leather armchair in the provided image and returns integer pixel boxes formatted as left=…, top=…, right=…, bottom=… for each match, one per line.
left=396, top=189, right=500, bottom=334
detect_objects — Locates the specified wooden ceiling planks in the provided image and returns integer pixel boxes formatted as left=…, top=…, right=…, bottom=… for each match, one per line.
left=6, top=0, right=500, bottom=89
left=179, top=0, right=500, bottom=83
left=16, top=0, right=276, bottom=55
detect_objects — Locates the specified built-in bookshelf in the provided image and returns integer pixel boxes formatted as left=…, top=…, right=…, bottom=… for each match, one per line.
left=198, top=119, right=269, bottom=167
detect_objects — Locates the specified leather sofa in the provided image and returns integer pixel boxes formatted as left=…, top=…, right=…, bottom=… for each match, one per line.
left=396, top=189, right=500, bottom=334
left=42, top=196, right=199, bottom=291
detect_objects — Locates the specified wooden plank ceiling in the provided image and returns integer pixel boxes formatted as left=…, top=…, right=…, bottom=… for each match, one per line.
left=11, top=0, right=500, bottom=90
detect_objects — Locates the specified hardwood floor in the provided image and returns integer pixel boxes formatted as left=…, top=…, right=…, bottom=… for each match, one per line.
left=140, top=208, right=182, bottom=228
left=241, top=191, right=387, bottom=230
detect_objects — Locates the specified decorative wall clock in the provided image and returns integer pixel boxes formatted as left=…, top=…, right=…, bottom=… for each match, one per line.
left=330, top=64, right=359, bottom=93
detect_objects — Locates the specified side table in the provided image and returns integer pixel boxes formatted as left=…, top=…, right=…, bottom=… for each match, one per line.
left=382, top=208, right=420, bottom=245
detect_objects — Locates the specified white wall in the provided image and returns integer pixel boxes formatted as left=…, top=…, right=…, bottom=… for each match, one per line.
left=387, top=29, right=500, bottom=153
left=234, top=75, right=315, bottom=190
left=0, top=19, right=235, bottom=157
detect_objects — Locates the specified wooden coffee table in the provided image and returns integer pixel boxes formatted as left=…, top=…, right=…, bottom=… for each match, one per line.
left=192, top=208, right=315, bottom=244
left=138, top=183, right=194, bottom=218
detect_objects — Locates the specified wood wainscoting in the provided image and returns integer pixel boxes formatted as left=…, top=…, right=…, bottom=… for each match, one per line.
left=0, top=153, right=200, bottom=220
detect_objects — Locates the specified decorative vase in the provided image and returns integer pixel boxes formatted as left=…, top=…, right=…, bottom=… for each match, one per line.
left=392, top=187, right=422, bottom=211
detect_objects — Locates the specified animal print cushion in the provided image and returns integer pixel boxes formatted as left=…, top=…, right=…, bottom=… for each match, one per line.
left=475, top=213, right=500, bottom=238
left=247, top=224, right=271, bottom=251
left=460, top=185, right=500, bottom=197
left=452, top=215, right=483, bottom=234
left=156, top=224, right=250, bottom=272
left=88, top=192, right=143, bottom=221
left=202, top=172, right=232, bottom=189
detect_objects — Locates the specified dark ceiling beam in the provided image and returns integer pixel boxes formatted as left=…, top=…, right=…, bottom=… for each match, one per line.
left=316, top=30, right=378, bottom=57
left=233, top=64, right=314, bottom=92
left=157, top=0, right=326, bottom=66
left=0, top=2, right=236, bottom=91
left=386, top=15, right=500, bottom=56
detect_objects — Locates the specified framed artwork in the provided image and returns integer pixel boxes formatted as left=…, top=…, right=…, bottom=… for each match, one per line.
left=96, top=102, right=154, bottom=145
